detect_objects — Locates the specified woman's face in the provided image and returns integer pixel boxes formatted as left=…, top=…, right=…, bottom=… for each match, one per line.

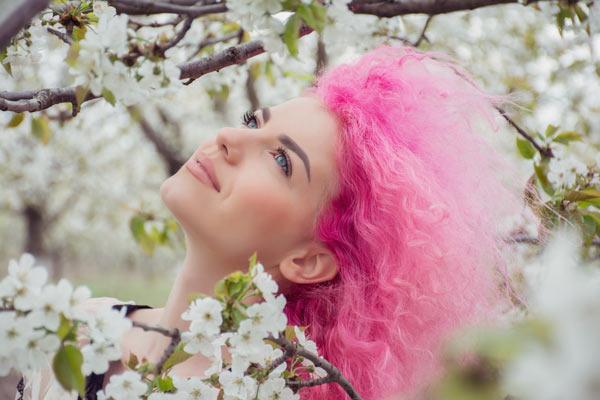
left=160, top=95, right=339, bottom=271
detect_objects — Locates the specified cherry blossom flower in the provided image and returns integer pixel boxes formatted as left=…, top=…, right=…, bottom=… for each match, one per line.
left=98, top=370, right=148, bottom=400
left=172, top=376, right=220, bottom=400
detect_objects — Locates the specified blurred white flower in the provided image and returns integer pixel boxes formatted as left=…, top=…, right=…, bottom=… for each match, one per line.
left=20, top=329, right=61, bottom=373
left=547, top=154, right=587, bottom=190
left=252, top=263, right=278, bottom=302
left=28, top=279, right=71, bottom=330
left=4, top=253, right=47, bottom=311
left=172, top=376, right=219, bottom=400
left=219, top=370, right=258, bottom=399
left=82, top=339, right=122, bottom=375
left=98, top=370, right=147, bottom=400
left=85, top=304, right=133, bottom=342
left=503, top=227, right=600, bottom=400
left=257, top=376, right=299, bottom=400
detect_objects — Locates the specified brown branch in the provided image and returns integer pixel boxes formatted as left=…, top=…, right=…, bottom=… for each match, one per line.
left=180, top=24, right=314, bottom=84
left=0, top=87, right=99, bottom=116
left=0, top=25, right=314, bottom=113
left=128, top=15, right=184, bottom=28
left=270, top=335, right=363, bottom=400
left=128, top=105, right=185, bottom=176
left=157, top=16, right=194, bottom=57
left=347, top=0, right=551, bottom=17
left=413, top=15, right=434, bottom=47
left=0, top=0, right=50, bottom=51
left=46, top=27, right=72, bottom=45
left=496, top=106, right=554, bottom=158
left=108, top=0, right=228, bottom=17
left=185, top=29, right=242, bottom=62
left=130, top=321, right=181, bottom=374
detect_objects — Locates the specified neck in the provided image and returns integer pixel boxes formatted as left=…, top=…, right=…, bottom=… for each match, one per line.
left=158, top=236, right=230, bottom=332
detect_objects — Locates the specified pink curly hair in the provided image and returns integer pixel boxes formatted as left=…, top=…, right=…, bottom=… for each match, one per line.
left=283, top=44, right=528, bottom=399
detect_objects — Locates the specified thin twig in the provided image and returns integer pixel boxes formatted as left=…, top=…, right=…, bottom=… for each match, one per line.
left=496, top=106, right=554, bottom=158
left=157, top=16, right=193, bottom=56
left=185, top=29, right=242, bottom=62
left=128, top=15, right=184, bottom=28
left=270, top=335, right=363, bottom=400
left=46, top=27, right=72, bottom=44
left=413, top=15, right=433, bottom=47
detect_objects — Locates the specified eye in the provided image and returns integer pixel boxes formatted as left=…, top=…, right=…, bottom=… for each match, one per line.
left=241, top=110, right=258, bottom=128
left=273, top=147, right=292, bottom=177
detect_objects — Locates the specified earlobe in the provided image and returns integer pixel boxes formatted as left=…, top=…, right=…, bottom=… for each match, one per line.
left=279, top=244, right=338, bottom=285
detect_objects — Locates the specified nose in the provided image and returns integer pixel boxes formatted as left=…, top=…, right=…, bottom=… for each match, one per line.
left=215, top=127, right=248, bottom=165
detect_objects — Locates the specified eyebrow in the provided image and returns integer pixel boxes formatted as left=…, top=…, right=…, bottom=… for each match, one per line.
left=260, top=106, right=311, bottom=182
left=278, top=134, right=311, bottom=182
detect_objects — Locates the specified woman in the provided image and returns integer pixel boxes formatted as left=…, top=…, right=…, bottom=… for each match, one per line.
left=21, top=44, right=528, bottom=399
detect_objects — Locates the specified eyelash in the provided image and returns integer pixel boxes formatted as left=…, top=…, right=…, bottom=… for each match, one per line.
left=240, top=110, right=292, bottom=178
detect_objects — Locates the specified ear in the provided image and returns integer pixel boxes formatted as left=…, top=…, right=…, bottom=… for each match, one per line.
left=279, top=241, right=338, bottom=285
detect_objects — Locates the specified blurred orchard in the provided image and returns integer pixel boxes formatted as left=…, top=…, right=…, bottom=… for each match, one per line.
left=0, top=0, right=599, bottom=399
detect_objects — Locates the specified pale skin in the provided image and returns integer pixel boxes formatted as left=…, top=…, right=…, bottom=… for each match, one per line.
left=69, top=95, right=342, bottom=390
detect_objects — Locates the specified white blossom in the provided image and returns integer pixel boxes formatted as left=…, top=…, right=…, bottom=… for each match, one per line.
left=3, top=253, right=47, bottom=311
left=182, top=297, right=224, bottom=335
left=251, top=263, right=278, bottom=302
left=219, top=370, right=258, bottom=400
left=82, top=339, right=122, bottom=375
left=257, top=377, right=299, bottom=400
left=547, top=154, right=588, bottom=190
left=172, top=376, right=220, bottom=400
left=98, top=370, right=147, bottom=400
left=27, top=279, right=71, bottom=330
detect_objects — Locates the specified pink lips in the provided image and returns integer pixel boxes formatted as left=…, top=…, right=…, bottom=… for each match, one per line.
left=186, top=154, right=220, bottom=192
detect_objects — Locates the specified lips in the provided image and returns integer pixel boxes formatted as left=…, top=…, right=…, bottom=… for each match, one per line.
left=187, top=153, right=221, bottom=192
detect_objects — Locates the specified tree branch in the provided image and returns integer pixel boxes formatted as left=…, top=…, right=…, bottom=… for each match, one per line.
left=108, top=0, right=228, bottom=17
left=46, top=27, right=72, bottom=45
left=347, top=0, right=551, bottom=17
left=0, top=0, right=50, bottom=51
left=496, top=106, right=554, bottom=158
left=0, top=24, right=314, bottom=113
left=270, top=335, right=363, bottom=400
left=413, top=15, right=434, bottom=47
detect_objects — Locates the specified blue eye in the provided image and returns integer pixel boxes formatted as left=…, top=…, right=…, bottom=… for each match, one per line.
left=274, top=148, right=291, bottom=177
left=242, top=110, right=258, bottom=128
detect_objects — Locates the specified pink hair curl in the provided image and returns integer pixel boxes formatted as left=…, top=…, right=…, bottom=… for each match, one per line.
left=284, top=44, right=528, bottom=399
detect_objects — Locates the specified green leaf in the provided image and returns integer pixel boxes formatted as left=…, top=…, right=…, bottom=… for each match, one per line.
left=582, top=214, right=597, bottom=236
left=553, top=131, right=581, bottom=144
left=297, top=4, right=319, bottom=32
left=516, top=137, right=536, bottom=159
left=265, top=60, right=276, bottom=86
left=310, top=2, right=328, bottom=31
left=31, top=115, right=52, bottom=144
left=56, top=314, right=73, bottom=341
left=72, top=25, right=87, bottom=41
left=129, top=215, right=155, bottom=255
left=283, top=13, right=301, bottom=58
left=544, top=124, right=559, bottom=139
left=66, top=42, right=80, bottom=67
left=248, top=251, right=258, bottom=270
left=221, top=22, right=241, bottom=34
left=0, top=47, right=11, bottom=76
left=534, top=162, right=555, bottom=196
left=153, top=375, right=175, bottom=392
left=53, top=345, right=85, bottom=397
left=74, top=85, right=89, bottom=108
left=214, top=278, right=227, bottom=300
left=101, top=87, right=116, bottom=106
left=6, top=113, right=24, bottom=128
left=564, top=189, right=600, bottom=202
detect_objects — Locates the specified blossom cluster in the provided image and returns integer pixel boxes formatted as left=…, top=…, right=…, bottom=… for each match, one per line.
left=0, top=253, right=329, bottom=400
left=0, top=254, right=130, bottom=380
left=68, top=1, right=181, bottom=106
